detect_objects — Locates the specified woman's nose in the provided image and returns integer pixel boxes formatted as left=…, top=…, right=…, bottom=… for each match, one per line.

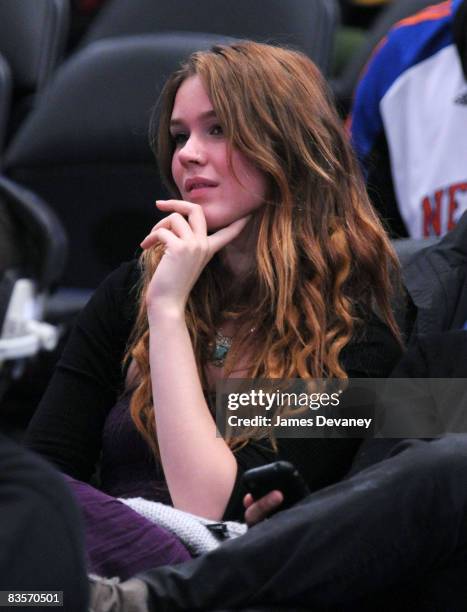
left=178, top=135, right=206, bottom=165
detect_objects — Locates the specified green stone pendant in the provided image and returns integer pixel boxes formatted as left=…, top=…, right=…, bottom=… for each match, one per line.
left=210, top=331, right=232, bottom=367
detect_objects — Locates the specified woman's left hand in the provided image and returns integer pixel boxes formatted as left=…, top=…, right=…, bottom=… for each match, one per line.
left=140, top=200, right=250, bottom=316
left=243, top=490, right=284, bottom=526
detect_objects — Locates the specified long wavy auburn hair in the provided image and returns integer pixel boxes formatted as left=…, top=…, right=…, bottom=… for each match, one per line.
left=125, top=41, right=402, bottom=456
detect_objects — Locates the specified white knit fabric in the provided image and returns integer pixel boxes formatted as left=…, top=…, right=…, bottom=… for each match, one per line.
left=120, top=497, right=247, bottom=556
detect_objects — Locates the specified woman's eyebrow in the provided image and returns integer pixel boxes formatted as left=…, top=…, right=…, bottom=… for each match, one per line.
left=170, top=110, right=217, bottom=127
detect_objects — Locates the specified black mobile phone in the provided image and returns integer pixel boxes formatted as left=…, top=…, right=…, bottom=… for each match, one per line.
left=242, top=461, right=310, bottom=511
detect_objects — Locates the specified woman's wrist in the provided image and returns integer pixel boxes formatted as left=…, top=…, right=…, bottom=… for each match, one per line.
left=146, top=299, right=186, bottom=328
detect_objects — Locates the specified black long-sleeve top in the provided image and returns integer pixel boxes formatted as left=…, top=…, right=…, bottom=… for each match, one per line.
left=26, top=260, right=402, bottom=520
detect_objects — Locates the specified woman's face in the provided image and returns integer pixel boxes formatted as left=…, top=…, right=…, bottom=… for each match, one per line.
left=170, top=75, right=267, bottom=231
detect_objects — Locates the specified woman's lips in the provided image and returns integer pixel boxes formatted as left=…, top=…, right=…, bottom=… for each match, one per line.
left=187, top=185, right=217, bottom=198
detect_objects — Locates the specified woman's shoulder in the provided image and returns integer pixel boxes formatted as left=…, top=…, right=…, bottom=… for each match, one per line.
left=88, top=259, right=141, bottom=317
left=99, top=259, right=142, bottom=296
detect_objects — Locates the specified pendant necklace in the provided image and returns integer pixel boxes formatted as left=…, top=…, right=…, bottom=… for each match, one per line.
left=210, top=331, right=233, bottom=367
left=209, top=327, right=255, bottom=368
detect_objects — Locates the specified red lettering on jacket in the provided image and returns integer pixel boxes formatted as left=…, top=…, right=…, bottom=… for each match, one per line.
left=422, top=190, right=443, bottom=236
left=422, top=182, right=467, bottom=236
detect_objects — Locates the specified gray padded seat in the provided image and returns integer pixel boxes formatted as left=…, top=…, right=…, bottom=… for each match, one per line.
left=80, top=0, right=339, bottom=75
left=3, top=33, right=236, bottom=289
left=0, top=0, right=70, bottom=95
left=0, top=0, right=70, bottom=145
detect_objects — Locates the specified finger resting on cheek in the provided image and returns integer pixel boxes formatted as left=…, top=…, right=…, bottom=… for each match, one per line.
left=157, top=199, right=197, bottom=215
left=160, top=203, right=179, bottom=210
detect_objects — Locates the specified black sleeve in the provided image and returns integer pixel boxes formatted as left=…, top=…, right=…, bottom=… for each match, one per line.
left=25, top=261, right=140, bottom=482
left=223, top=315, right=403, bottom=521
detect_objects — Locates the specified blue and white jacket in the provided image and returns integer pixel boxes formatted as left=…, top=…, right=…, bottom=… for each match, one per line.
left=350, top=0, right=467, bottom=238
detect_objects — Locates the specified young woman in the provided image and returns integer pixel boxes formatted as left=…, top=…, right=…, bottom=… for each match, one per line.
left=26, top=41, right=402, bottom=578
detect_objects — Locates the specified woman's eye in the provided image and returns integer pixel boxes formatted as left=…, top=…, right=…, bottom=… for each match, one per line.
left=210, top=124, right=223, bottom=136
left=172, top=132, right=188, bottom=146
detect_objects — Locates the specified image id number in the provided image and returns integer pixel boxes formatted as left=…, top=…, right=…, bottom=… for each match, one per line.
left=0, top=591, right=62, bottom=607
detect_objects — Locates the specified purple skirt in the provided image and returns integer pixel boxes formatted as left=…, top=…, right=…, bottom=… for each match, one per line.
left=65, top=476, right=191, bottom=579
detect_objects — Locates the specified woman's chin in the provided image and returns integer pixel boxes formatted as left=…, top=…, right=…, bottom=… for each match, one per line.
left=205, top=214, right=233, bottom=233
left=207, top=222, right=229, bottom=234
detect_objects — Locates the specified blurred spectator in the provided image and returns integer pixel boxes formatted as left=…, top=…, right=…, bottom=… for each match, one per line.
left=339, top=0, right=392, bottom=28
left=0, top=433, right=89, bottom=610
left=404, top=209, right=467, bottom=337
left=349, top=0, right=467, bottom=238
left=334, top=0, right=392, bottom=77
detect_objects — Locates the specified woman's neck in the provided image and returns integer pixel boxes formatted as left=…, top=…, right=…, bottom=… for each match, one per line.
left=221, top=244, right=253, bottom=279
left=220, top=218, right=257, bottom=279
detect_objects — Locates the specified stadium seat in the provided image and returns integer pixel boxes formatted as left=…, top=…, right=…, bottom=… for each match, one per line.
left=0, top=175, right=67, bottom=290
left=79, top=0, right=339, bottom=75
left=3, top=33, right=236, bottom=289
left=0, top=0, right=70, bottom=141
left=0, top=175, right=66, bottom=400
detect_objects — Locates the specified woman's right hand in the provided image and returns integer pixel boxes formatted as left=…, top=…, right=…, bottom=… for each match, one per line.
left=140, top=200, right=250, bottom=319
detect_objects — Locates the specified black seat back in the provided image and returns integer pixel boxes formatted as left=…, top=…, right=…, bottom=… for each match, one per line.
left=80, top=0, right=339, bottom=75
left=0, top=175, right=67, bottom=290
left=0, top=0, right=70, bottom=141
left=0, top=0, right=70, bottom=95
